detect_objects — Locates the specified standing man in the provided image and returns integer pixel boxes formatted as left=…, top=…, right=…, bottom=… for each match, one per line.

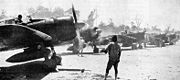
left=73, top=36, right=85, bottom=57
left=104, top=35, right=121, bottom=80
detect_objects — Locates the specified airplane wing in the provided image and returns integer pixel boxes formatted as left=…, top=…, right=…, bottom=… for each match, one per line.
left=0, top=24, right=53, bottom=62
left=0, top=24, right=52, bottom=51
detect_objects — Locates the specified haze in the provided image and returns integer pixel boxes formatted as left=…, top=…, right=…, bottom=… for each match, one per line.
left=0, top=0, right=180, bottom=30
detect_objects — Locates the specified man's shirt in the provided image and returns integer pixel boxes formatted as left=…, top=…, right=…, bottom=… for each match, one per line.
left=106, top=42, right=121, bottom=61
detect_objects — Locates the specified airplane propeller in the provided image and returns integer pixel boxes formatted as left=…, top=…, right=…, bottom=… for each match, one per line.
left=72, top=4, right=85, bottom=29
left=71, top=4, right=86, bottom=54
left=72, top=4, right=77, bottom=24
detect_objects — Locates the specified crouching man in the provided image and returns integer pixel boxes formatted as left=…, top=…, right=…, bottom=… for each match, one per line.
left=36, top=41, right=62, bottom=72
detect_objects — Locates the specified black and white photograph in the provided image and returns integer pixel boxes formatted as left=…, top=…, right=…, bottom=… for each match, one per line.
left=0, top=0, right=180, bottom=80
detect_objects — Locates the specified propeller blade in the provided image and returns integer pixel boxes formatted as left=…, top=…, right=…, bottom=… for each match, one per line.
left=72, top=4, right=77, bottom=23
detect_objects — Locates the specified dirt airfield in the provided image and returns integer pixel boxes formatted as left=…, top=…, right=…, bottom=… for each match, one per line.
left=0, top=41, right=180, bottom=80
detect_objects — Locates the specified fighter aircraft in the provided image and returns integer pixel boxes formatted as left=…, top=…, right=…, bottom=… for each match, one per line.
left=67, top=26, right=102, bottom=54
left=66, top=8, right=102, bottom=54
left=126, top=31, right=146, bottom=49
left=100, top=34, right=137, bottom=49
left=96, top=30, right=145, bottom=50
left=0, top=5, right=85, bottom=68
left=167, top=33, right=178, bottom=45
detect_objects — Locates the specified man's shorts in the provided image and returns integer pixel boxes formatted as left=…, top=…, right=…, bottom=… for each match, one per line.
left=106, top=60, right=119, bottom=70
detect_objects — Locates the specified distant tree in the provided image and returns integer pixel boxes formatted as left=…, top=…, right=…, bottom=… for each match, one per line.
left=134, top=15, right=143, bottom=28
left=98, top=21, right=107, bottom=31
left=36, top=6, right=52, bottom=18
left=171, top=28, right=175, bottom=33
left=99, top=21, right=106, bottom=26
left=28, top=6, right=65, bottom=18
left=118, top=24, right=126, bottom=31
left=164, top=25, right=171, bottom=34
left=28, top=6, right=53, bottom=18
left=98, top=21, right=114, bottom=32
left=107, top=18, right=115, bottom=27
left=86, top=9, right=98, bottom=27
left=107, top=18, right=117, bottom=33
left=131, top=21, right=138, bottom=31
left=125, top=25, right=130, bottom=31
left=65, top=8, right=80, bottom=19
left=151, top=25, right=161, bottom=32
left=52, top=7, right=64, bottom=18
left=113, top=24, right=125, bottom=34
left=27, top=8, right=36, bottom=16
left=144, top=27, right=151, bottom=32
left=115, top=25, right=130, bottom=34
left=0, top=9, right=7, bottom=19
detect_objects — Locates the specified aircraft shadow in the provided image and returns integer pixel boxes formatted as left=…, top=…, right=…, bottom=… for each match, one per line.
left=145, top=45, right=158, bottom=48
left=0, top=60, right=93, bottom=80
left=0, top=61, right=53, bottom=80
left=59, top=52, right=105, bottom=56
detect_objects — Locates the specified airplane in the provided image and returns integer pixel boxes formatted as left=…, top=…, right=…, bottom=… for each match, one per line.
left=125, top=31, right=146, bottom=49
left=0, top=17, right=16, bottom=24
left=96, top=30, right=146, bottom=50
left=67, top=26, right=102, bottom=54
left=71, top=29, right=145, bottom=53
left=0, top=5, right=85, bottom=70
left=167, top=33, right=178, bottom=45
left=147, top=32, right=178, bottom=47
left=67, top=8, right=101, bottom=54
left=101, top=34, right=137, bottom=49
left=146, top=32, right=167, bottom=47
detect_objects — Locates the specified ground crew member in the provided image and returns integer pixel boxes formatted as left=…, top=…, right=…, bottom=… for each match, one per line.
left=103, top=35, right=121, bottom=80
left=15, top=14, right=23, bottom=24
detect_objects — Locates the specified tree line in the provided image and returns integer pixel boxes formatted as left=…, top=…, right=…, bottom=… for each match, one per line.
left=0, top=6, right=177, bottom=34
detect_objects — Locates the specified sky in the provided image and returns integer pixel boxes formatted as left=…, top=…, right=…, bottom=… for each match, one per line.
left=0, top=0, right=180, bottom=30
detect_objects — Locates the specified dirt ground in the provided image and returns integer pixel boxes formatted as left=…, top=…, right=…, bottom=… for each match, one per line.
left=1, top=41, right=180, bottom=80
